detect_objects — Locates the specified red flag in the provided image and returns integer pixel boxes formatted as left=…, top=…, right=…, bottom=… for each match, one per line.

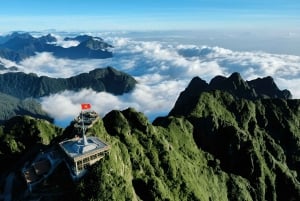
left=81, top=103, right=91, bottom=110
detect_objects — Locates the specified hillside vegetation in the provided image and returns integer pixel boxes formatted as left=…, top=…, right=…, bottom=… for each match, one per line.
left=75, top=73, right=300, bottom=201
left=0, top=115, right=62, bottom=174
left=0, top=73, right=299, bottom=201
left=0, top=93, right=52, bottom=124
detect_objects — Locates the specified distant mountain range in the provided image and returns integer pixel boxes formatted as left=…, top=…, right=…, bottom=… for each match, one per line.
left=0, top=66, right=136, bottom=123
left=0, top=66, right=136, bottom=99
left=0, top=32, right=136, bottom=123
left=0, top=32, right=113, bottom=62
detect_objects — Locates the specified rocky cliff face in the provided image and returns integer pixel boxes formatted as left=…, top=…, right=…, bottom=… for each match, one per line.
left=1, top=73, right=299, bottom=201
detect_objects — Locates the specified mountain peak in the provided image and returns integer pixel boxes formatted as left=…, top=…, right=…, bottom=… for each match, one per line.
left=228, top=72, right=243, bottom=82
left=170, top=72, right=292, bottom=116
left=248, top=76, right=292, bottom=99
left=10, top=32, right=34, bottom=40
left=209, top=72, right=245, bottom=89
left=168, top=76, right=208, bottom=116
left=65, top=35, right=103, bottom=43
left=80, top=38, right=112, bottom=50
left=209, top=72, right=291, bottom=100
left=210, top=72, right=254, bottom=99
left=187, top=76, right=208, bottom=93
left=39, top=34, right=57, bottom=43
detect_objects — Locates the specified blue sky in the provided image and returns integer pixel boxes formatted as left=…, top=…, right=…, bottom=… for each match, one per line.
left=0, top=0, right=299, bottom=31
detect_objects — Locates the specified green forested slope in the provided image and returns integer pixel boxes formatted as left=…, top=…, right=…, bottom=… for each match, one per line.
left=75, top=74, right=300, bottom=201
left=0, top=92, right=52, bottom=124
left=1, top=73, right=299, bottom=201
left=0, top=115, right=62, bottom=155
left=0, top=115, right=62, bottom=174
left=74, top=102, right=299, bottom=201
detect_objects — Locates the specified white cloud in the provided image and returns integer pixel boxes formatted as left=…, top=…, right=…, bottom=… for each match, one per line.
left=274, top=78, right=300, bottom=99
left=107, top=37, right=227, bottom=80
left=18, top=52, right=112, bottom=78
left=41, top=89, right=126, bottom=120
left=3, top=32, right=300, bottom=124
left=41, top=79, right=186, bottom=121
left=41, top=93, right=81, bottom=119
left=0, top=57, right=19, bottom=68
left=19, top=52, right=75, bottom=77
left=128, top=79, right=187, bottom=115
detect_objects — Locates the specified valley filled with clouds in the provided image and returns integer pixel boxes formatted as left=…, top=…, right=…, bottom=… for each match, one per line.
left=1, top=31, right=300, bottom=123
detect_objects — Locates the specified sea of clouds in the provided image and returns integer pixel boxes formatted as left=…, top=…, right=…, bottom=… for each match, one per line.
left=1, top=31, right=300, bottom=124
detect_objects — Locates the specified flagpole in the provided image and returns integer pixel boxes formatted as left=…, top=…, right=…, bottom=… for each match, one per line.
left=81, top=108, right=87, bottom=145
left=81, top=103, right=90, bottom=146
left=81, top=109, right=84, bottom=135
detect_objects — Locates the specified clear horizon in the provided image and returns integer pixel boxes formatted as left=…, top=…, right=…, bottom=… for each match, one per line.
left=0, top=0, right=299, bottom=32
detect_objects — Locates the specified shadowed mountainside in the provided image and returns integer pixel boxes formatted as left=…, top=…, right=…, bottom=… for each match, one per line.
left=170, top=72, right=291, bottom=116
left=0, top=92, right=53, bottom=124
left=0, top=66, right=137, bottom=99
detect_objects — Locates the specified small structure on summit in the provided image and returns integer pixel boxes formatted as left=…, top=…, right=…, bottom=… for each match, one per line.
left=59, top=103, right=110, bottom=178
left=22, top=104, right=110, bottom=192
left=74, top=109, right=99, bottom=128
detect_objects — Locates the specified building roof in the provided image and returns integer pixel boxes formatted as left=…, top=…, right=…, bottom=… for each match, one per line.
left=59, top=136, right=109, bottom=159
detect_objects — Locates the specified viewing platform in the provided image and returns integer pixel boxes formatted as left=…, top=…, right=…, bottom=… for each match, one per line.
left=22, top=105, right=111, bottom=190
left=59, top=136, right=110, bottom=177
left=59, top=108, right=111, bottom=178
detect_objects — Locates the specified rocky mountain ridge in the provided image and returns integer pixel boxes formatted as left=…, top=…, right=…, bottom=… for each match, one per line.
left=170, top=72, right=291, bottom=116
left=0, top=66, right=136, bottom=99
left=0, top=32, right=113, bottom=62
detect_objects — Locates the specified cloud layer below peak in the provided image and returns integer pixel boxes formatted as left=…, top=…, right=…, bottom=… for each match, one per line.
left=2, top=32, right=300, bottom=123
